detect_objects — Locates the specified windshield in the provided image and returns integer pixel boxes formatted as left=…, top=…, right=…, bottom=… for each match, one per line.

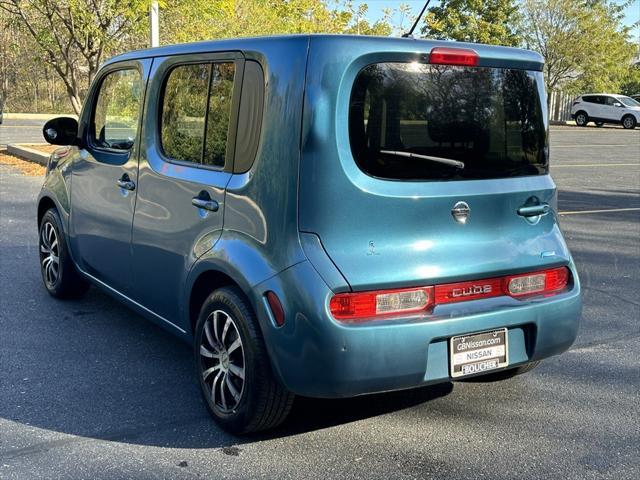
left=618, top=96, right=640, bottom=107
left=349, top=62, right=548, bottom=181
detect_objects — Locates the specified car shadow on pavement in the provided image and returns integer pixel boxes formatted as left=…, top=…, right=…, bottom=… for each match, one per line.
left=0, top=266, right=453, bottom=451
left=268, top=382, right=454, bottom=439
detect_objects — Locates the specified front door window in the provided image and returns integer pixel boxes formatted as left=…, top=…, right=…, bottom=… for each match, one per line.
left=91, top=69, right=142, bottom=151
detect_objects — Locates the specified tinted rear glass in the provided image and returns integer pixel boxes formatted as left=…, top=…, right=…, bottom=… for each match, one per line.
left=349, top=63, right=548, bottom=181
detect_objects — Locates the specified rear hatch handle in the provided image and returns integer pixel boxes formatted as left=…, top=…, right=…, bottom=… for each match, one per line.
left=517, top=203, right=550, bottom=217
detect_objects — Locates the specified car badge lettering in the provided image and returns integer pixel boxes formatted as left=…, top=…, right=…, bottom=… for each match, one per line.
left=451, top=285, right=493, bottom=297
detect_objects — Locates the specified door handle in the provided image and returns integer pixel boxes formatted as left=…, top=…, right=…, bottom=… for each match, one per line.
left=117, top=175, right=135, bottom=191
left=517, top=203, right=550, bottom=217
left=191, top=197, right=219, bottom=212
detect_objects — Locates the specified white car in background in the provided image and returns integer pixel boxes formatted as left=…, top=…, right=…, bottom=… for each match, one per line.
left=571, top=94, right=640, bottom=129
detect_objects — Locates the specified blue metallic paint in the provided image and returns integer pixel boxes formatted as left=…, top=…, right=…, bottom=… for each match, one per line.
left=38, top=35, right=581, bottom=399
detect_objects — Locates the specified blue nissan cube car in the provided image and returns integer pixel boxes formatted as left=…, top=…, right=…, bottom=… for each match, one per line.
left=38, top=35, right=582, bottom=434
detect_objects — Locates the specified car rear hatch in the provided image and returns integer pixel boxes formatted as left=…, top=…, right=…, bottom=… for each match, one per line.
left=299, top=38, right=571, bottom=299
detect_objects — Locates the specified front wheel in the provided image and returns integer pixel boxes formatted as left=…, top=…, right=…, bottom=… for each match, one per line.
left=622, top=115, right=636, bottom=129
left=194, top=287, right=294, bottom=434
left=595, top=121, right=604, bottom=127
left=39, top=208, right=89, bottom=298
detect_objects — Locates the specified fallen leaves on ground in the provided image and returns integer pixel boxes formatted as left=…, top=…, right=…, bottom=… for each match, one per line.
left=24, top=144, right=57, bottom=154
left=0, top=151, right=46, bottom=176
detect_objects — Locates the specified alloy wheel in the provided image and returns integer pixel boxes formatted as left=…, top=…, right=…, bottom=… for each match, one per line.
left=576, top=113, right=587, bottom=126
left=199, top=309, right=246, bottom=413
left=40, top=222, right=60, bottom=288
left=623, top=117, right=634, bottom=129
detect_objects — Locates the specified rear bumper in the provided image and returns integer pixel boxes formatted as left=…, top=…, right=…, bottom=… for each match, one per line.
left=254, top=261, right=582, bottom=398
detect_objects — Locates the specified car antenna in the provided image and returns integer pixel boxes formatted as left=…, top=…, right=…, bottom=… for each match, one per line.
left=401, top=0, right=431, bottom=38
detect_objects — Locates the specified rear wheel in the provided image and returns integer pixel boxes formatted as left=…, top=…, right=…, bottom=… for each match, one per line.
left=194, top=287, right=294, bottom=434
left=574, top=111, right=588, bottom=126
left=622, top=115, right=636, bottom=129
left=595, top=121, right=604, bottom=127
left=39, top=208, right=89, bottom=298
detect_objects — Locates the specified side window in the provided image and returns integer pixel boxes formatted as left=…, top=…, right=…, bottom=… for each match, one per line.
left=160, top=62, right=235, bottom=167
left=582, top=96, right=596, bottom=103
left=204, top=63, right=235, bottom=167
left=161, top=64, right=209, bottom=163
left=92, top=69, right=142, bottom=151
left=605, top=97, right=617, bottom=106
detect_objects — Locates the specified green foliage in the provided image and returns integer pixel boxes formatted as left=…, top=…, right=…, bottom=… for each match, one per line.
left=620, top=64, right=640, bottom=96
left=521, top=0, right=637, bottom=95
left=421, top=0, right=521, bottom=46
left=1, top=0, right=399, bottom=112
left=159, top=0, right=393, bottom=43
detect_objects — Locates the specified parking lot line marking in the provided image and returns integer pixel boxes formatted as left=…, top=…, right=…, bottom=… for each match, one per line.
left=552, top=144, right=631, bottom=147
left=559, top=207, right=640, bottom=215
left=553, top=163, right=639, bottom=167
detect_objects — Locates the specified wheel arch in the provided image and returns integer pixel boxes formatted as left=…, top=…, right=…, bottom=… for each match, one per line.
left=183, top=231, right=302, bottom=340
left=37, top=195, right=57, bottom=227
left=187, top=269, right=242, bottom=337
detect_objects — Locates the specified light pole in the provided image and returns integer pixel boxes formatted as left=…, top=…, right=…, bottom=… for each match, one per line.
left=150, top=1, right=159, bottom=47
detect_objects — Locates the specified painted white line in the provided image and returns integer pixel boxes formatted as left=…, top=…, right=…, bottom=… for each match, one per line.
left=559, top=207, right=640, bottom=215
left=553, top=163, right=639, bottom=167
left=552, top=144, right=634, bottom=147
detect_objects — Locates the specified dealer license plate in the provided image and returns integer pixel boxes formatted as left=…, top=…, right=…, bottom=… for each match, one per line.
left=450, top=328, right=508, bottom=378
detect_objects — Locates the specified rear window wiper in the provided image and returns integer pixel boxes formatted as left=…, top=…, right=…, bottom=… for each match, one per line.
left=380, top=150, right=465, bottom=169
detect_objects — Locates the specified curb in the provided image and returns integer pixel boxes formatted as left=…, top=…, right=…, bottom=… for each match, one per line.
left=3, top=113, right=77, bottom=121
left=7, top=144, right=51, bottom=166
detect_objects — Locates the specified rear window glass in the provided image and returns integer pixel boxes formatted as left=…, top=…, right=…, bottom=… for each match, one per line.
left=349, top=63, right=548, bottom=181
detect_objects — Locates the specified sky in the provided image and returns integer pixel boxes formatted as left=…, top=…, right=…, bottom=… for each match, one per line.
left=352, top=0, right=640, bottom=39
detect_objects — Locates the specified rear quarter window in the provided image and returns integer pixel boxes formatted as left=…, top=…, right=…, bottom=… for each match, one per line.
left=349, top=62, right=548, bottom=181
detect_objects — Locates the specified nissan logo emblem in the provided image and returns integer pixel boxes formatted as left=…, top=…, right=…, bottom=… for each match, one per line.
left=451, top=201, right=470, bottom=224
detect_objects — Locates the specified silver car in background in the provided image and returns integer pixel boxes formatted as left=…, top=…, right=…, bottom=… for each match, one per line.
left=571, top=93, right=640, bottom=129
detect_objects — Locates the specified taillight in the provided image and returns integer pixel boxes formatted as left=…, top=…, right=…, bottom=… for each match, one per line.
left=505, top=267, right=569, bottom=297
left=429, top=47, right=479, bottom=67
left=330, top=267, right=570, bottom=322
left=330, top=287, right=433, bottom=321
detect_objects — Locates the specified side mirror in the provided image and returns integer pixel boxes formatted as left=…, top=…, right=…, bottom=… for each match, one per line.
left=614, top=102, right=623, bottom=108
left=42, top=117, right=79, bottom=146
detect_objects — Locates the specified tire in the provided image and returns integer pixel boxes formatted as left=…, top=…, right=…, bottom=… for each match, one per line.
left=622, top=115, right=636, bottom=129
left=595, top=121, right=604, bottom=127
left=574, top=111, right=588, bottom=127
left=460, top=361, right=541, bottom=382
left=38, top=208, right=90, bottom=299
left=194, top=286, right=294, bottom=434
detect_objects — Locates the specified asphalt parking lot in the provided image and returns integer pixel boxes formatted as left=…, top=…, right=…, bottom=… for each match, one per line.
left=1, top=124, right=639, bottom=479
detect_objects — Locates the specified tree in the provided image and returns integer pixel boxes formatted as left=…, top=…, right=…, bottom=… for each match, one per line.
left=421, top=0, right=521, bottom=46
left=0, top=0, right=149, bottom=114
left=1, top=0, right=398, bottom=113
left=620, top=63, right=640, bottom=96
left=159, top=0, right=394, bottom=43
left=521, top=0, right=637, bottom=96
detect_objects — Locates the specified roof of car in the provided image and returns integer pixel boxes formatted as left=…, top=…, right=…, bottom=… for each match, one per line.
left=581, top=93, right=625, bottom=97
left=104, top=34, right=544, bottom=70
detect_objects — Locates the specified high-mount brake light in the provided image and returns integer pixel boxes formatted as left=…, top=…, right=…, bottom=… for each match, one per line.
left=330, top=267, right=570, bottom=322
left=429, top=47, right=479, bottom=67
